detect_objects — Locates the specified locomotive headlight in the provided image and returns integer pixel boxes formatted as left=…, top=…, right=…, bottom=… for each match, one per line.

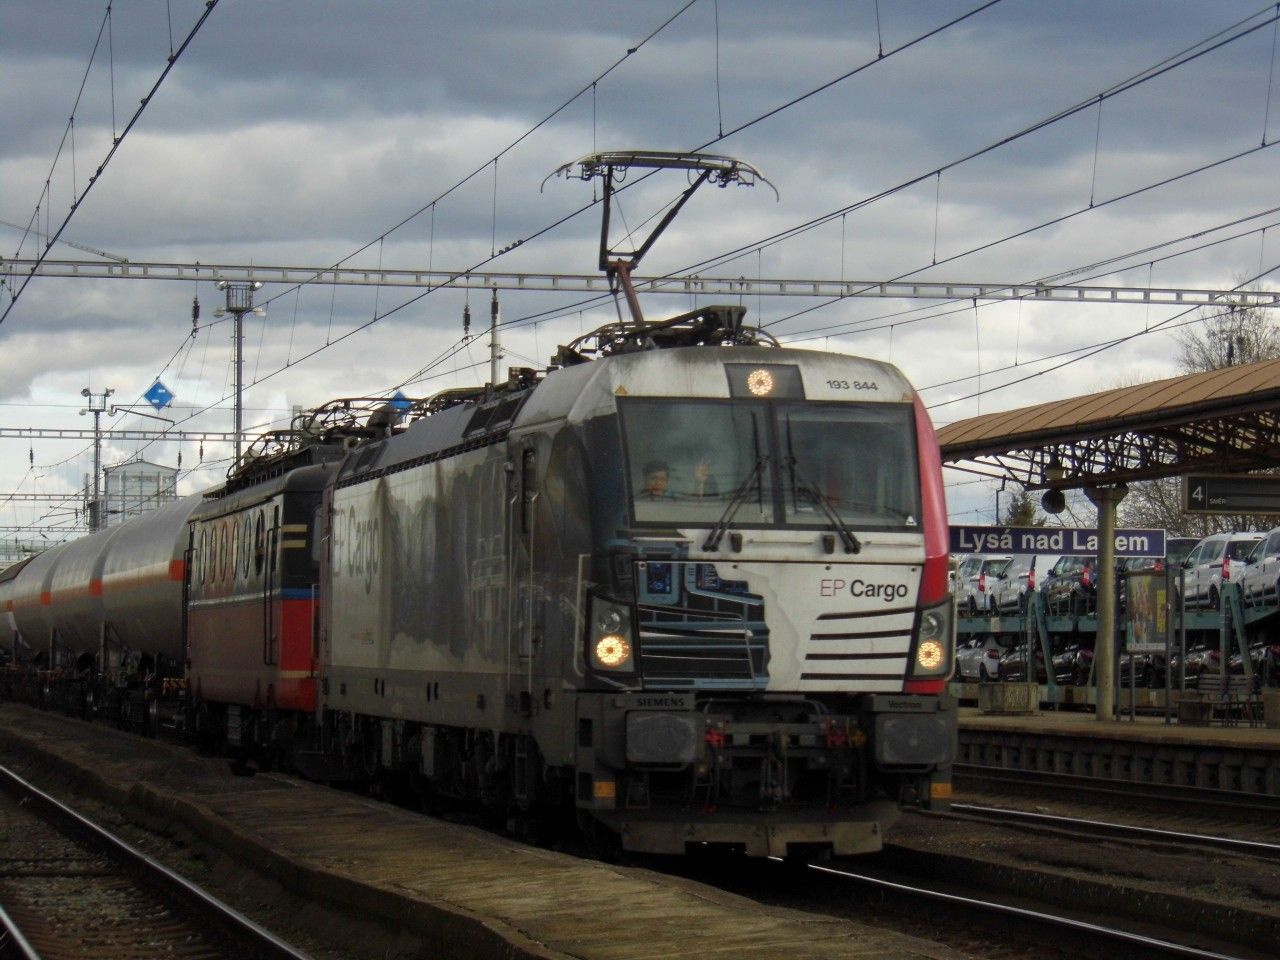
left=596, top=608, right=624, bottom=634
left=918, top=609, right=945, bottom=643
left=916, top=638, right=945, bottom=671
left=746, top=368, right=775, bottom=396
left=910, top=599, right=953, bottom=678
left=589, top=597, right=635, bottom=672
left=595, top=634, right=632, bottom=668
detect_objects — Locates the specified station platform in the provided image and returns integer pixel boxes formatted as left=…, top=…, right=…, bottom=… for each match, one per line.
left=958, top=706, right=1280, bottom=795
left=0, top=704, right=966, bottom=960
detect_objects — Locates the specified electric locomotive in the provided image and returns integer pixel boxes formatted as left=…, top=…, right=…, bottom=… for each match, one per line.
left=314, top=305, right=955, bottom=857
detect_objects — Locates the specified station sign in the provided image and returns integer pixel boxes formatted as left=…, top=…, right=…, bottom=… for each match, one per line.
left=1183, top=474, right=1280, bottom=514
left=949, top=525, right=1166, bottom=558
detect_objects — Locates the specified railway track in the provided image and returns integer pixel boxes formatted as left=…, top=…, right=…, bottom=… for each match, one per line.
left=795, top=856, right=1260, bottom=960
left=0, top=763, right=312, bottom=960
left=953, top=763, right=1280, bottom=819
left=943, top=802, right=1280, bottom=861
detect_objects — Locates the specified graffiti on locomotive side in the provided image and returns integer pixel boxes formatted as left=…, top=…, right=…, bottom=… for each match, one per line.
left=337, top=505, right=380, bottom=594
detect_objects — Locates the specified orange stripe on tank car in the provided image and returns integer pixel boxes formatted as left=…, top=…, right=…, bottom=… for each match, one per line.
left=40, top=591, right=51, bottom=606
left=90, top=580, right=103, bottom=597
left=168, top=558, right=185, bottom=581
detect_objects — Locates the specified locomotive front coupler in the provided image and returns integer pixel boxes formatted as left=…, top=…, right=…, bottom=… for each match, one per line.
left=580, top=692, right=868, bottom=800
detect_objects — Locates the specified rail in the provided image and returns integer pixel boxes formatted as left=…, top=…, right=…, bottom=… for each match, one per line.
left=0, top=763, right=313, bottom=960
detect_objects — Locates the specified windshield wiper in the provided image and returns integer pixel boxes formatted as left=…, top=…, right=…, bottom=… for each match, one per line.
left=703, top=455, right=769, bottom=552
left=788, top=457, right=861, bottom=554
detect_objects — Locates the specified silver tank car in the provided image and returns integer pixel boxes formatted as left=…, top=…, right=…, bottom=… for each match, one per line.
left=321, top=310, right=955, bottom=857
left=3, top=495, right=201, bottom=664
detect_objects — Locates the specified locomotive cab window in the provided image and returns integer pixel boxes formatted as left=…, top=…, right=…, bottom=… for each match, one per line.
left=777, top=403, right=920, bottom=528
left=620, top=396, right=920, bottom=530
left=620, top=399, right=773, bottom=526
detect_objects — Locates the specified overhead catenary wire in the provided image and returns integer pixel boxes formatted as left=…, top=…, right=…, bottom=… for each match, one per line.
left=0, top=0, right=223, bottom=329
left=12, top=4, right=1277, bottom=533
left=489, top=4, right=1280, bottom=346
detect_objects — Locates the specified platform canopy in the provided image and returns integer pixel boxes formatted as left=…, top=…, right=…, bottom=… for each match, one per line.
left=936, top=357, right=1280, bottom=489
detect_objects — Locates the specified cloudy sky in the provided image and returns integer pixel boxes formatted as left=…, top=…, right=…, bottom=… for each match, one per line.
left=2, top=0, right=1279, bottom=548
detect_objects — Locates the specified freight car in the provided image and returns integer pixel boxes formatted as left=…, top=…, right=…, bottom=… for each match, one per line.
left=0, top=306, right=955, bottom=858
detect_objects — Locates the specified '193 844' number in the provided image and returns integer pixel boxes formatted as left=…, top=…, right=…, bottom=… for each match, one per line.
left=826, top=379, right=878, bottom=390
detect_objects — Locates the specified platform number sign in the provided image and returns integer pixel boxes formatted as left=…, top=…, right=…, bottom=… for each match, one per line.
left=1183, top=474, right=1280, bottom=515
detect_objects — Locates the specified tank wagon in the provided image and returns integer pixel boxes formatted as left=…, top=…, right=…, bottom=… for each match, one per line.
left=0, top=495, right=202, bottom=719
left=0, top=307, right=955, bottom=857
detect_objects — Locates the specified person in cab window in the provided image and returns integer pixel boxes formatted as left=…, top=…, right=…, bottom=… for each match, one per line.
left=642, top=459, right=675, bottom=499
left=691, top=457, right=717, bottom=498
left=642, top=457, right=718, bottom=500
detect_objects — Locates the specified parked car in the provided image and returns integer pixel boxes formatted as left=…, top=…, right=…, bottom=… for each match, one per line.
left=1170, top=638, right=1222, bottom=681
left=1118, top=537, right=1199, bottom=613
left=955, top=635, right=1004, bottom=682
left=1179, top=531, right=1264, bottom=609
left=1051, top=640, right=1094, bottom=686
left=950, top=555, right=984, bottom=596
left=1236, top=527, right=1280, bottom=607
left=989, top=554, right=1059, bottom=615
left=1116, top=535, right=1203, bottom=616
left=1118, top=648, right=1164, bottom=687
left=1040, top=555, right=1097, bottom=615
left=1227, top=638, right=1280, bottom=687
left=997, top=641, right=1048, bottom=682
left=959, top=555, right=1012, bottom=615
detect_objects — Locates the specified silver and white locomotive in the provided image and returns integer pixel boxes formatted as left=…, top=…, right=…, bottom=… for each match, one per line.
left=319, top=305, right=955, bottom=856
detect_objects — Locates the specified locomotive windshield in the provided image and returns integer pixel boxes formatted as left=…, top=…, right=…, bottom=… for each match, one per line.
left=620, top=398, right=920, bottom=529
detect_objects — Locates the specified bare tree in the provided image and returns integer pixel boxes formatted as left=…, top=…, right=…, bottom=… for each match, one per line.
left=1119, top=295, right=1280, bottom=535
left=1174, top=298, right=1280, bottom=373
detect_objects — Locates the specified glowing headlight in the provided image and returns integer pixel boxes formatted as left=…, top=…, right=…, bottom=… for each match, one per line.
left=595, top=634, right=632, bottom=668
left=746, top=368, right=775, bottom=396
left=916, top=638, right=945, bottom=671
left=589, top=597, right=635, bottom=672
